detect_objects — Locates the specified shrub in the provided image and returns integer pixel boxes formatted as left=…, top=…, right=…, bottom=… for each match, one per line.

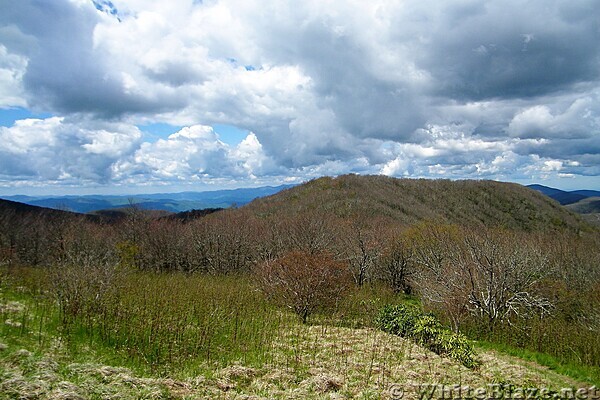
left=255, top=251, right=351, bottom=323
left=377, top=304, right=479, bottom=368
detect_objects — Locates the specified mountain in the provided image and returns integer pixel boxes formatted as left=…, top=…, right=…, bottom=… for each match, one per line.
left=571, top=190, right=600, bottom=198
left=527, top=184, right=600, bottom=205
left=566, top=197, right=600, bottom=214
left=564, top=197, right=600, bottom=227
left=1, top=177, right=593, bottom=232
left=0, top=185, right=294, bottom=214
left=0, top=198, right=104, bottom=223
left=242, top=175, right=589, bottom=232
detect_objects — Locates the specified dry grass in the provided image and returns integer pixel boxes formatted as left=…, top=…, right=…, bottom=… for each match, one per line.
left=1, top=318, right=590, bottom=400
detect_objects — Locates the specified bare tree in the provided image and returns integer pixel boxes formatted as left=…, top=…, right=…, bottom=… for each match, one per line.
left=410, top=223, right=469, bottom=330
left=190, top=210, right=257, bottom=274
left=255, top=251, right=351, bottom=323
left=462, top=230, right=553, bottom=329
left=340, top=219, right=387, bottom=287
left=286, top=213, right=340, bottom=255
left=412, top=224, right=553, bottom=330
left=379, top=230, right=414, bottom=294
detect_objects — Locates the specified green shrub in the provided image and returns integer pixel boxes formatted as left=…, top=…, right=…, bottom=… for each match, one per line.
left=377, top=304, right=479, bottom=369
left=375, top=304, right=421, bottom=336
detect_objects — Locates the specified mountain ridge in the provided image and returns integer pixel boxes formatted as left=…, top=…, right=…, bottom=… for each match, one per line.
left=527, top=184, right=600, bottom=205
left=0, top=184, right=294, bottom=213
left=0, top=176, right=594, bottom=232
left=239, top=175, right=590, bottom=232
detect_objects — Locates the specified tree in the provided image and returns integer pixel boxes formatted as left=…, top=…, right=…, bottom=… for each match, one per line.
left=287, top=213, right=340, bottom=255
left=379, top=231, right=414, bottom=294
left=461, top=230, right=552, bottom=329
left=190, top=210, right=257, bottom=274
left=255, top=251, right=351, bottom=323
left=411, top=224, right=553, bottom=331
left=409, top=223, right=468, bottom=330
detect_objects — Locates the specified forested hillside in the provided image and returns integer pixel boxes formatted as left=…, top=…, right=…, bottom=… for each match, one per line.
left=246, top=175, right=588, bottom=231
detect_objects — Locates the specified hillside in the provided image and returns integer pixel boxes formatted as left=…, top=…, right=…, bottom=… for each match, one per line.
left=0, top=198, right=101, bottom=223
left=566, top=197, right=600, bottom=214
left=0, top=320, right=591, bottom=399
left=1, top=176, right=593, bottom=233
left=245, top=175, right=589, bottom=232
left=0, top=198, right=221, bottom=225
left=566, top=197, right=600, bottom=227
left=2, top=176, right=600, bottom=396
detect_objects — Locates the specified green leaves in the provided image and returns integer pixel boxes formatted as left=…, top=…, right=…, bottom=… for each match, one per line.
left=376, top=304, right=479, bottom=369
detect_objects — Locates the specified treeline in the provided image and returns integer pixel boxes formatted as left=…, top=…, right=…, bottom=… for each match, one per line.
left=1, top=203, right=599, bottom=313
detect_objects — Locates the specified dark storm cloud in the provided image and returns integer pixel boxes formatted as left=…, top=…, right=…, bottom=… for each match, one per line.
left=412, top=0, right=600, bottom=101
left=293, top=20, right=425, bottom=141
left=0, top=0, right=185, bottom=117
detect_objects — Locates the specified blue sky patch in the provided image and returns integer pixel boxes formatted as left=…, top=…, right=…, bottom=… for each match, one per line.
left=212, top=124, right=250, bottom=146
left=0, top=108, right=53, bottom=127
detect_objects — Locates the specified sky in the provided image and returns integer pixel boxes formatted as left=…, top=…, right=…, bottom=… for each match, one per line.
left=0, top=0, right=599, bottom=195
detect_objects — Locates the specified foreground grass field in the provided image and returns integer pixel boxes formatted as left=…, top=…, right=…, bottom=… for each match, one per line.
left=1, top=266, right=597, bottom=399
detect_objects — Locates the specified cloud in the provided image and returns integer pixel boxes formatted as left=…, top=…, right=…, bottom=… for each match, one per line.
left=508, top=94, right=600, bottom=139
left=113, top=125, right=252, bottom=181
left=0, top=117, right=282, bottom=188
left=0, top=117, right=142, bottom=185
left=410, top=1, right=600, bottom=100
left=0, top=0, right=186, bottom=116
left=0, top=0, right=599, bottom=190
left=0, top=44, right=27, bottom=108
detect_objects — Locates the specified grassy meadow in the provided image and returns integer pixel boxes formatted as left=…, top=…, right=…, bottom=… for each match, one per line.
left=2, top=265, right=599, bottom=399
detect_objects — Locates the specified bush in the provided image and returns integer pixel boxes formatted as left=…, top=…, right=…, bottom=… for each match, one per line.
left=377, top=304, right=479, bottom=368
left=255, top=251, right=351, bottom=323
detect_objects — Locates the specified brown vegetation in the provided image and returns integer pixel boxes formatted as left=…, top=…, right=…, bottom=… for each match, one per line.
left=255, top=251, right=351, bottom=323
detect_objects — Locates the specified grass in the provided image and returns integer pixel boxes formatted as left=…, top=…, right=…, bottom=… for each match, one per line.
left=1, top=265, right=598, bottom=399
left=2, top=266, right=293, bottom=376
left=460, top=314, right=600, bottom=388
left=1, top=319, right=591, bottom=399
left=475, top=341, right=600, bottom=387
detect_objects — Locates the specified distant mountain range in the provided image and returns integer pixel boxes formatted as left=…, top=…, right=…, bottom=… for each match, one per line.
left=528, top=184, right=600, bottom=226
left=527, top=184, right=600, bottom=205
left=0, top=185, right=295, bottom=214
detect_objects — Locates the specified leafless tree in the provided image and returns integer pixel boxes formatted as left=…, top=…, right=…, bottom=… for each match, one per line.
left=461, top=230, right=553, bottom=328
left=286, top=213, right=341, bottom=256
left=347, top=222, right=378, bottom=287
left=379, top=229, right=414, bottom=294
left=255, top=251, right=351, bottom=323
left=412, top=224, right=553, bottom=330
left=190, top=210, right=257, bottom=274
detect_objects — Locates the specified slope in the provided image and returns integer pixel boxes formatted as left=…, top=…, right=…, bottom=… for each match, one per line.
left=566, top=197, right=600, bottom=214
left=0, top=198, right=99, bottom=223
left=566, top=197, right=600, bottom=227
left=245, top=175, right=588, bottom=232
